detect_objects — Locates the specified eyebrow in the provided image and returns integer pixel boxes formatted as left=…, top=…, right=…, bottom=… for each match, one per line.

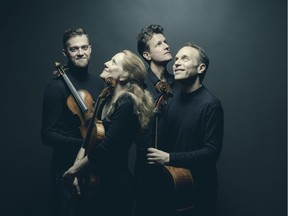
left=152, top=37, right=166, bottom=46
left=69, top=45, right=89, bottom=49
left=175, top=54, right=190, bottom=59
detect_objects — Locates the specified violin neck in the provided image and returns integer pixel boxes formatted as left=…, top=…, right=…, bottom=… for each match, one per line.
left=62, top=72, right=88, bottom=113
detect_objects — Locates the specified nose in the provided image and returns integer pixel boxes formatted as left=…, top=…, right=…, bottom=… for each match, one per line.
left=77, top=48, right=84, bottom=55
left=174, top=59, right=181, bottom=66
left=104, top=61, right=109, bottom=68
left=164, top=43, right=170, bottom=50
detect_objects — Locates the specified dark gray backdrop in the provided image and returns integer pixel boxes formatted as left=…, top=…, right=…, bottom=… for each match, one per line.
left=1, top=0, right=287, bottom=215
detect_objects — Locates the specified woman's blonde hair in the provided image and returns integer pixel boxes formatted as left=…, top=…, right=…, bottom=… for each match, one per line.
left=110, top=50, right=154, bottom=129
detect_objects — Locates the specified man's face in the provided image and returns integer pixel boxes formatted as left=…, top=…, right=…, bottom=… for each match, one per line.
left=144, top=33, right=172, bottom=63
left=63, top=35, right=91, bottom=68
left=173, top=46, right=201, bottom=81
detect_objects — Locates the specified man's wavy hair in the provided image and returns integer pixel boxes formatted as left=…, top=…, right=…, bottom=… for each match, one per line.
left=137, top=24, right=164, bottom=62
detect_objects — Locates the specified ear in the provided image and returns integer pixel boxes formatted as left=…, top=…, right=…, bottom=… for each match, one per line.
left=119, top=76, right=127, bottom=81
left=62, top=49, right=67, bottom=57
left=198, top=63, right=206, bottom=74
left=143, top=51, right=151, bottom=61
left=119, top=72, right=129, bottom=82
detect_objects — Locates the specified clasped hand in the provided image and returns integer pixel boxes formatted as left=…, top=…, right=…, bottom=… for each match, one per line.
left=147, top=147, right=170, bottom=165
left=63, top=165, right=81, bottom=195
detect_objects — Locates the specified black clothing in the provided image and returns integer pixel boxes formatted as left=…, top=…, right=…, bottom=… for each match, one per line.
left=134, top=68, right=180, bottom=216
left=86, top=94, right=141, bottom=216
left=41, top=66, right=104, bottom=216
left=159, top=86, right=224, bottom=216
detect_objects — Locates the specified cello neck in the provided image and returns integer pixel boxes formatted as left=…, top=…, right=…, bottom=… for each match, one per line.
left=153, top=81, right=173, bottom=149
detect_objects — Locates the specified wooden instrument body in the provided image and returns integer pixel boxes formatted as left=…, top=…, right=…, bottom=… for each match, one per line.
left=66, top=89, right=95, bottom=138
left=81, top=77, right=116, bottom=190
left=154, top=81, right=195, bottom=213
left=162, top=166, right=194, bottom=213
left=54, top=62, right=95, bottom=139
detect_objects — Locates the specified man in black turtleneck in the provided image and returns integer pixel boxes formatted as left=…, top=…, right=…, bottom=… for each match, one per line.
left=148, top=43, right=224, bottom=216
left=41, top=28, right=103, bottom=216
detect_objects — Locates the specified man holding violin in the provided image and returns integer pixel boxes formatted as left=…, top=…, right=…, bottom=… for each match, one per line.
left=41, top=28, right=103, bottom=216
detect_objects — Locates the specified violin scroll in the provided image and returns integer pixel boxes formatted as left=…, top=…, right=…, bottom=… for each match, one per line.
left=53, top=62, right=68, bottom=77
left=105, top=77, right=116, bottom=87
left=99, top=77, right=116, bottom=98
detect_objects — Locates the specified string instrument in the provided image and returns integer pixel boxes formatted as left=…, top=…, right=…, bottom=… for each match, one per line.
left=82, top=76, right=116, bottom=153
left=153, top=81, right=195, bottom=213
left=54, top=62, right=94, bottom=138
left=81, top=77, right=116, bottom=188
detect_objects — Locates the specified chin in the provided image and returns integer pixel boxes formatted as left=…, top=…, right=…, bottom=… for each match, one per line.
left=166, top=57, right=172, bottom=62
left=174, top=75, right=186, bottom=81
left=76, top=62, right=89, bottom=68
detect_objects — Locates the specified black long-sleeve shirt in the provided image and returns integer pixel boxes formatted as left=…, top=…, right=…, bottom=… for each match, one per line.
left=87, top=94, right=139, bottom=172
left=135, top=67, right=181, bottom=156
left=87, top=94, right=142, bottom=216
left=41, top=67, right=104, bottom=173
left=159, top=85, right=224, bottom=206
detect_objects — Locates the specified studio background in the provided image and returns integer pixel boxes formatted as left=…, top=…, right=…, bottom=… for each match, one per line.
left=1, top=0, right=286, bottom=215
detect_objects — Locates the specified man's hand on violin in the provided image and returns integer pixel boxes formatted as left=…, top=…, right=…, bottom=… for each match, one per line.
left=147, top=147, right=170, bottom=165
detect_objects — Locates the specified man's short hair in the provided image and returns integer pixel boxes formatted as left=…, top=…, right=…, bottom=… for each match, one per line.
left=137, top=24, right=164, bottom=57
left=63, top=28, right=89, bottom=50
left=186, top=42, right=209, bottom=82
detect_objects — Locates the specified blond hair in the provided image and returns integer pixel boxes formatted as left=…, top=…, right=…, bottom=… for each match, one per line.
left=110, top=50, right=154, bottom=129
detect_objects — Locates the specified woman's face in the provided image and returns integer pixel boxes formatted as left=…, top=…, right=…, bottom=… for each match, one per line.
left=100, top=52, right=125, bottom=81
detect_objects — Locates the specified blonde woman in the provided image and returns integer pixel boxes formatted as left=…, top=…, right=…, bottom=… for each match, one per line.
left=63, top=50, right=154, bottom=216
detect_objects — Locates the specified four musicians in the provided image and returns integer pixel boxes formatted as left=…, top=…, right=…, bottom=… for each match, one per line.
left=42, top=26, right=223, bottom=216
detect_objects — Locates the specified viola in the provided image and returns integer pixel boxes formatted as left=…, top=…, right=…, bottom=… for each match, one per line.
left=82, top=76, right=116, bottom=153
left=153, top=81, right=195, bottom=213
left=80, top=77, right=116, bottom=188
left=54, top=62, right=94, bottom=138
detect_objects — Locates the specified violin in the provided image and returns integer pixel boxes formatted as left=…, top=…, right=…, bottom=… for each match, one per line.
left=54, top=62, right=94, bottom=138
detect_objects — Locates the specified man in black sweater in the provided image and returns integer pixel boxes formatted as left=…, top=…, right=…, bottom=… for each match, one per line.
left=41, top=28, right=103, bottom=216
left=134, top=24, right=181, bottom=216
left=147, top=43, right=224, bottom=216
left=136, top=24, right=180, bottom=99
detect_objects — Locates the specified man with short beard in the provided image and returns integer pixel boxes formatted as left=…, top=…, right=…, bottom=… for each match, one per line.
left=41, top=28, right=103, bottom=216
